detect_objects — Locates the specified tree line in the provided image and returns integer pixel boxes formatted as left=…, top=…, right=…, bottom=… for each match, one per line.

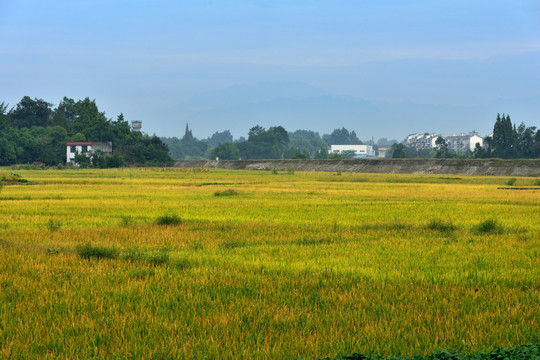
left=162, top=125, right=391, bottom=160
left=0, top=97, right=172, bottom=167
left=2, top=97, right=538, bottom=165
left=163, top=114, right=539, bottom=161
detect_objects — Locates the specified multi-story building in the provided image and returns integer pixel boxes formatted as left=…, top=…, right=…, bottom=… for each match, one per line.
left=445, top=133, right=483, bottom=153
left=404, top=133, right=439, bottom=151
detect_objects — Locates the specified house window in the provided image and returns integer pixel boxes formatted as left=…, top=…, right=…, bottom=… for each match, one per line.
left=70, top=146, right=76, bottom=153
left=82, top=146, right=88, bottom=153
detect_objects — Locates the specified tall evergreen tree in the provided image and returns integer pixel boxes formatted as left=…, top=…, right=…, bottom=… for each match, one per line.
left=492, top=113, right=516, bottom=158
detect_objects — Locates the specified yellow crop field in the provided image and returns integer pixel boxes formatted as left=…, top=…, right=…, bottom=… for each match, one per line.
left=0, top=168, right=539, bottom=359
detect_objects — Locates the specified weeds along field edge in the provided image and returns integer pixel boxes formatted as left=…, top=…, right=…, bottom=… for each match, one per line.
left=0, top=168, right=539, bottom=359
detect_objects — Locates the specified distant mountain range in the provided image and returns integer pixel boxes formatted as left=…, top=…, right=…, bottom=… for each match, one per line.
left=158, top=82, right=539, bottom=141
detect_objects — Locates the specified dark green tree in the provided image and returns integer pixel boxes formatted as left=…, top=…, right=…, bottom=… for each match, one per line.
left=314, top=147, right=328, bottom=159
left=112, top=113, right=131, bottom=141
left=391, top=143, right=406, bottom=158
left=473, top=143, right=487, bottom=158
left=0, top=102, right=11, bottom=129
left=283, top=146, right=309, bottom=159
left=73, top=98, right=113, bottom=141
left=492, top=113, right=516, bottom=158
left=238, top=125, right=289, bottom=159
left=205, top=130, right=233, bottom=147
left=323, top=127, right=362, bottom=145
left=51, top=97, right=76, bottom=131
left=435, top=136, right=449, bottom=158
left=10, top=96, right=53, bottom=129
left=288, top=130, right=328, bottom=158
left=515, top=122, right=537, bottom=158
left=533, top=129, right=540, bottom=158
left=210, top=142, right=240, bottom=160
left=160, top=137, right=184, bottom=159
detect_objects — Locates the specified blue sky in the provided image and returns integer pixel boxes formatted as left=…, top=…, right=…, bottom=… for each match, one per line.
left=1, top=0, right=539, bottom=139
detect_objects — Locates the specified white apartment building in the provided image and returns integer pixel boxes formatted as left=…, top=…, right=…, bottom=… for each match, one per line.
left=404, top=133, right=439, bottom=151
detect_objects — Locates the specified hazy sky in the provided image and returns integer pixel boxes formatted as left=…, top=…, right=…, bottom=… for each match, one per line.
left=1, top=0, right=539, bottom=138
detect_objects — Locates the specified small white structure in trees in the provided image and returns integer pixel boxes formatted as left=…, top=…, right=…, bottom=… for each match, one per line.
left=131, top=121, right=142, bottom=131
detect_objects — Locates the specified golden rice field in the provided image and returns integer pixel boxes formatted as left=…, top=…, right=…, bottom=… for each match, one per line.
left=0, top=168, right=539, bottom=359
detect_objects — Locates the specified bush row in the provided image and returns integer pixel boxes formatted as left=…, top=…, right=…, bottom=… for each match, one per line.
left=315, top=343, right=540, bottom=360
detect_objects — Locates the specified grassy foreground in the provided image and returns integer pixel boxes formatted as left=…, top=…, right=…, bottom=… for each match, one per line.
left=0, top=168, right=538, bottom=359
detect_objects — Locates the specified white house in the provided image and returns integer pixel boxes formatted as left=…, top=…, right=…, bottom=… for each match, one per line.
left=330, top=144, right=375, bottom=158
left=445, top=133, right=483, bottom=152
left=66, top=141, right=112, bottom=163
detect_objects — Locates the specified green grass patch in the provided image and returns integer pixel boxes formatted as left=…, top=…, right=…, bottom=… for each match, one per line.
left=155, top=214, right=182, bottom=226
left=474, top=219, right=504, bottom=234
left=147, top=250, right=170, bottom=265
left=214, top=189, right=239, bottom=196
left=427, top=219, right=457, bottom=233
left=128, top=268, right=155, bottom=280
left=76, top=243, right=119, bottom=260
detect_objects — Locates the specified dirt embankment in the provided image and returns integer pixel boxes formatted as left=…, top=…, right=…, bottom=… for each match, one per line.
left=174, top=159, right=540, bottom=176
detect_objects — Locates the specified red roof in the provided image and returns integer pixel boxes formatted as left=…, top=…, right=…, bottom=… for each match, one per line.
left=66, top=142, right=93, bottom=146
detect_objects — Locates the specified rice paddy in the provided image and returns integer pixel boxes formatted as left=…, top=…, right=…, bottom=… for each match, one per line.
left=0, top=168, right=538, bottom=359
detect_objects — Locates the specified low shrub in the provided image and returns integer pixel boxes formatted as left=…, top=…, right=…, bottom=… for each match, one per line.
left=120, top=216, right=134, bottom=227
left=475, top=219, right=504, bottom=234
left=315, top=343, right=540, bottom=360
left=172, top=258, right=192, bottom=270
left=427, top=219, right=456, bottom=233
left=76, top=243, right=118, bottom=260
left=147, top=251, right=170, bottom=265
left=155, top=214, right=182, bottom=226
left=122, top=246, right=146, bottom=262
left=220, top=240, right=245, bottom=249
left=129, top=268, right=155, bottom=280
left=47, top=219, right=62, bottom=232
left=122, top=246, right=169, bottom=266
left=507, top=177, right=517, bottom=186
left=214, top=189, right=239, bottom=196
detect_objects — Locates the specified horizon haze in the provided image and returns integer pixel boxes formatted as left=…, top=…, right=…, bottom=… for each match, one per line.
left=1, top=1, right=539, bottom=140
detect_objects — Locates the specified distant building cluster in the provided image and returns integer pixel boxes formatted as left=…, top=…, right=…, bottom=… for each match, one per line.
left=404, top=132, right=484, bottom=153
left=328, top=131, right=487, bottom=159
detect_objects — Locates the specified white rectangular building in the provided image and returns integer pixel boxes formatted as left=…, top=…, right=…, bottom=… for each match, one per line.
left=329, top=144, right=375, bottom=158
left=66, top=141, right=112, bottom=163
